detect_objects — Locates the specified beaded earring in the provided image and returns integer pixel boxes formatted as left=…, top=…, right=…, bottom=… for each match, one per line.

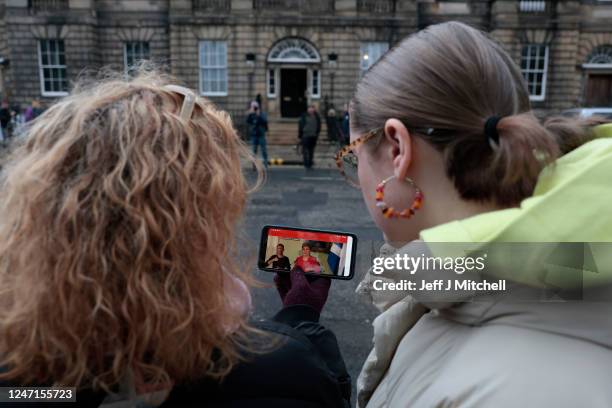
left=375, top=175, right=424, bottom=219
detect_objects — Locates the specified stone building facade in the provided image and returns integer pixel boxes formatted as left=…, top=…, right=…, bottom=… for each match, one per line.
left=0, top=0, right=611, bottom=143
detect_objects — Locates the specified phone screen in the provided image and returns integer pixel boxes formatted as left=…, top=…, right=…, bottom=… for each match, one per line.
left=258, top=225, right=357, bottom=279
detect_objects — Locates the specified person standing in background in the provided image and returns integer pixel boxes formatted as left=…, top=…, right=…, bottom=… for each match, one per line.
left=246, top=100, right=269, bottom=168
left=298, top=104, right=321, bottom=169
left=0, top=100, right=12, bottom=143
left=340, top=104, right=350, bottom=146
left=326, top=108, right=342, bottom=144
left=24, top=99, right=43, bottom=122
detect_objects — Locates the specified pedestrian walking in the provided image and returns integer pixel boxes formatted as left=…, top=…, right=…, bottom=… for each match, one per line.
left=326, top=108, right=343, bottom=144
left=246, top=100, right=269, bottom=168
left=298, top=104, right=321, bottom=169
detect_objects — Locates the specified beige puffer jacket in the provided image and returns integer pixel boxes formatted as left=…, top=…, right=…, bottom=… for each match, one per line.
left=356, top=241, right=612, bottom=408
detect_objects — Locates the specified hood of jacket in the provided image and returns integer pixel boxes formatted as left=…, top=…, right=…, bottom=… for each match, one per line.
left=419, top=124, right=612, bottom=288
left=421, top=124, right=612, bottom=243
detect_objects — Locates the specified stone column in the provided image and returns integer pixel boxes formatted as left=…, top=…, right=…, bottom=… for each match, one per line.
left=547, top=1, right=581, bottom=111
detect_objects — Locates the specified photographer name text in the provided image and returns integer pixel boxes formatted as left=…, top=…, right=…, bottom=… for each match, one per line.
left=373, top=279, right=506, bottom=292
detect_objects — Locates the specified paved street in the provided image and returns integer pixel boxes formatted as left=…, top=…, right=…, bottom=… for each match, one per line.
left=241, top=166, right=383, bottom=394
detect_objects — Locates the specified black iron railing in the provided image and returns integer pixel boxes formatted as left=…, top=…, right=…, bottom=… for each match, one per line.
left=193, top=0, right=231, bottom=12
left=29, top=0, right=69, bottom=12
left=253, top=0, right=334, bottom=13
left=357, top=0, right=395, bottom=14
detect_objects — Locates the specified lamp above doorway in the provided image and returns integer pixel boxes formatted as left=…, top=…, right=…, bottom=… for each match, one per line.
left=328, top=52, right=338, bottom=68
left=245, top=53, right=256, bottom=67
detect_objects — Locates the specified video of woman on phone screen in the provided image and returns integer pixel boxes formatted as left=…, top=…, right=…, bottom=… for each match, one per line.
left=260, top=227, right=354, bottom=278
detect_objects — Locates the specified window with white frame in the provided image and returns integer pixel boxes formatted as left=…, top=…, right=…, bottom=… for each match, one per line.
left=360, top=42, right=389, bottom=73
left=585, top=45, right=612, bottom=65
left=124, top=41, right=150, bottom=73
left=520, top=44, right=549, bottom=101
left=38, top=39, right=68, bottom=96
left=267, top=68, right=277, bottom=97
left=199, top=41, right=228, bottom=96
left=311, top=69, right=320, bottom=98
left=519, top=1, right=547, bottom=13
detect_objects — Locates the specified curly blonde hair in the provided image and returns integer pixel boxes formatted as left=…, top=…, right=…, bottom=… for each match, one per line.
left=0, top=69, right=262, bottom=390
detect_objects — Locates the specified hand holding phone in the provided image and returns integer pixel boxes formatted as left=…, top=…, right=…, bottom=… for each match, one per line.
left=274, top=267, right=331, bottom=313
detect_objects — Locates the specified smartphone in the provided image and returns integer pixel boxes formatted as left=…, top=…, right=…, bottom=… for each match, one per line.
left=258, top=225, right=358, bottom=280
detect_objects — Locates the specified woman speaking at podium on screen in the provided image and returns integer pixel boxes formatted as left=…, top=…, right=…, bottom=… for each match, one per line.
left=293, top=243, right=322, bottom=274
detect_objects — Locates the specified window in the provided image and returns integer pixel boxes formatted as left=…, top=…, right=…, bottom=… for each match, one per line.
left=519, top=1, right=547, bottom=13
left=585, top=45, right=612, bottom=67
left=311, top=69, right=320, bottom=98
left=199, top=41, right=228, bottom=96
left=267, top=68, right=277, bottom=98
left=520, top=44, right=549, bottom=101
left=268, top=38, right=320, bottom=64
left=124, top=41, right=150, bottom=73
left=38, top=39, right=68, bottom=96
left=360, top=42, right=389, bottom=74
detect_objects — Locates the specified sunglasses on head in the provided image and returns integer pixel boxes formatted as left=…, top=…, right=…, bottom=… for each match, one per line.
left=164, top=84, right=196, bottom=120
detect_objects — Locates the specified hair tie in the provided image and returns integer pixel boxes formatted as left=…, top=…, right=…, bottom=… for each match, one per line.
left=484, top=116, right=501, bottom=148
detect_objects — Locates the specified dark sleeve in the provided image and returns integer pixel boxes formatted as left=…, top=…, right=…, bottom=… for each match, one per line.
left=281, top=256, right=291, bottom=270
left=298, top=115, right=304, bottom=139
left=342, top=116, right=350, bottom=136
left=273, top=306, right=351, bottom=404
left=261, top=113, right=268, bottom=131
left=0, top=110, right=10, bottom=125
left=316, top=113, right=321, bottom=135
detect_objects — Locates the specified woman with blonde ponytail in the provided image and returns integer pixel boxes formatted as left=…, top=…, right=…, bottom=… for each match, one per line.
left=338, top=21, right=612, bottom=407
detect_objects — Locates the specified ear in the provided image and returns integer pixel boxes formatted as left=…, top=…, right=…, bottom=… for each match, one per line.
left=383, top=118, right=413, bottom=180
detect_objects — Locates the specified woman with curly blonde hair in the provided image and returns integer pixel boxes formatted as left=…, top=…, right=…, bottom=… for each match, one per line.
left=0, top=70, right=349, bottom=407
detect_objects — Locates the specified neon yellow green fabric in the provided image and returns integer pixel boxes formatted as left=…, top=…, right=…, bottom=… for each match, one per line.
left=420, top=124, right=612, bottom=287
left=592, top=123, right=612, bottom=139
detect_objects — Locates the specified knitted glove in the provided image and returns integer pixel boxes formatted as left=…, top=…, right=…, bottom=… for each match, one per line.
left=274, top=266, right=331, bottom=314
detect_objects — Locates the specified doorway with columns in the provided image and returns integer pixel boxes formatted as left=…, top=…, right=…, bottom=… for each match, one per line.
left=266, top=37, right=321, bottom=120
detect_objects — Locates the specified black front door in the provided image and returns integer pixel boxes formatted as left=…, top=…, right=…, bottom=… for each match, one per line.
left=280, top=69, right=307, bottom=118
